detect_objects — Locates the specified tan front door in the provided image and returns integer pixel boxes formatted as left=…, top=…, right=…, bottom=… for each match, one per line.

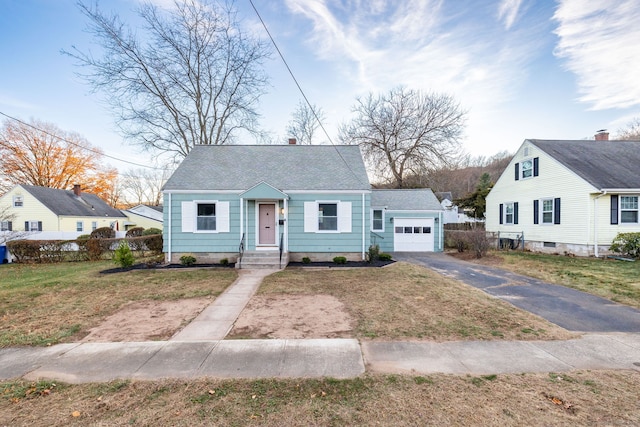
left=258, top=204, right=276, bottom=245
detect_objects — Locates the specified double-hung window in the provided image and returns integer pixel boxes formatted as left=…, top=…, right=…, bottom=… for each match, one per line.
left=521, top=159, right=533, bottom=179
left=620, top=196, right=639, bottom=223
left=0, top=221, right=11, bottom=231
left=92, top=221, right=98, bottom=231
left=542, top=199, right=554, bottom=224
left=504, top=203, right=514, bottom=224
left=26, top=221, right=41, bottom=231
left=197, top=203, right=216, bottom=231
left=76, top=221, right=84, bottom=232
left=371, top=209, right=384, bottom=231
left=318, top=203, right=338, bottom=231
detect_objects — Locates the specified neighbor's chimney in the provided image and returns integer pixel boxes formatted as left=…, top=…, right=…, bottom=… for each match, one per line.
left=595, top=129, right=609, bottom=141
left=288, top=138, right=297, bottom=145
left=73, top=184, right=81, bottom=197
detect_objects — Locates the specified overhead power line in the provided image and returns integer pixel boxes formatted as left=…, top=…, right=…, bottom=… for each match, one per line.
left=0, top=111, right=163, bottom=170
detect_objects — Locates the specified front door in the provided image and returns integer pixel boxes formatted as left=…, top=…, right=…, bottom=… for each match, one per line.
left=258, top=203, right=276, bottom=245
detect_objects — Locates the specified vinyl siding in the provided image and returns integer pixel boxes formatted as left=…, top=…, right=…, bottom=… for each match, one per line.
left=486, top=141, right=597, bottom=245
left=0, top=186, right=60, bottom=231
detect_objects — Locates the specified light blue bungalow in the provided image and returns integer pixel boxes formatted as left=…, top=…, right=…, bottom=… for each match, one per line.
left=162, top=143, right=443, bottom=267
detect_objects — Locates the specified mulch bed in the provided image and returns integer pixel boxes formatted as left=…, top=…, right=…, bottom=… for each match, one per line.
left=100, top=262, right=234, bottom=274
left=286, top=259, right=395, bottom=268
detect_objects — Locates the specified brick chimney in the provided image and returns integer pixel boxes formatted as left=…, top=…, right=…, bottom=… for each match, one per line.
left=288, top=138, right=297, bottom=145
left=595, top=129, right=609, bottom=141
left=73, top=184, right=81, bottom=197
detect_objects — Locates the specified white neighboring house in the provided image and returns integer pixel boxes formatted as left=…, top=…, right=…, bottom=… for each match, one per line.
left=437, top=192, right=482, bottom=224
left=121, top=205, right=163, bottom=231
left=486, top=134, right=640, bottom=256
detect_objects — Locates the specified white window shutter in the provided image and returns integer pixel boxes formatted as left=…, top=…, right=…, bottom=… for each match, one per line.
left=304, top=202, right=317, bottom=232
left=181, top=201, right=195, bottom=232
left=217, top=201, right=230, bottom=232
left=338, top=201, right=352, bottom=233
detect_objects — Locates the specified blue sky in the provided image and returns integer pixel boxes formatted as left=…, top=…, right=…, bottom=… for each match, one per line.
left=1, top=0, right=639, bottom=172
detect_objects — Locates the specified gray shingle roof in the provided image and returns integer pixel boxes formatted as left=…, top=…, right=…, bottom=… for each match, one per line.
left=371, top=189, right=443, bottom=211
left=529, top=139, right=640, bottom=189
left=163, top=145, right=371, bottom=191
left=21, top=185, right=126, bottom=217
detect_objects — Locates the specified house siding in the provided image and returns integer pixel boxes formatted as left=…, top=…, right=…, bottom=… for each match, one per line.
left=0, top=186, right=59, bottom=232
left=487, top=140, right=640, bottom=256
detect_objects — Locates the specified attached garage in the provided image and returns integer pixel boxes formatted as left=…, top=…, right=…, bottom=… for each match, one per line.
left=393, top=218, right=435, bottom=251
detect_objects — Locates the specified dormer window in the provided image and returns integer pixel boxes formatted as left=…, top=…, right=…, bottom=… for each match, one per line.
left=13, top=196, right=23, bottom=207
left=515, top=157, right=539, bottom=181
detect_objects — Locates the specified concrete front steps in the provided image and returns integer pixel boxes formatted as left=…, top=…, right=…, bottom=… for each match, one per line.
left=237, top=250, right=288, bottom=269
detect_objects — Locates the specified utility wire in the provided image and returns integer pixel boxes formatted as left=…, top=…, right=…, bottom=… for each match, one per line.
left=248, top=0, right=368, bottom=185
left=0, top=111, right=165, bottom=170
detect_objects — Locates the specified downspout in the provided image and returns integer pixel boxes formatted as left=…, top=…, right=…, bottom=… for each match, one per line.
left=593, top=190, right=607, bottom=258
left=284, top=197, right=288, bottom=252
left=362, top=192, right=366, bottom=260
left=240, top=197, right=244, bottom=245
left=439, top=210, right=443, bottom=251
left=167, top=192, right=172, bottom=263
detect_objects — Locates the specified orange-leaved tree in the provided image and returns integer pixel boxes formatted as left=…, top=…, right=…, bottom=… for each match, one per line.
left=0, top=118, right=119, bottom=205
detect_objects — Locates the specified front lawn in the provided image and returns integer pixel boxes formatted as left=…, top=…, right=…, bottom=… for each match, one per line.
left=0, top=261, right=237, bottom=347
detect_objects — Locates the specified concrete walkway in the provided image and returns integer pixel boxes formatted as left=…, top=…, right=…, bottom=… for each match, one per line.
left=1, top=334, right=639, bottom=384
left=171, top=269, right=277, bottom=341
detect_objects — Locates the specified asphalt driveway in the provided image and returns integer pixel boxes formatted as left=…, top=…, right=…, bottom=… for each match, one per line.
left=394, top=252, right=640, bottom=333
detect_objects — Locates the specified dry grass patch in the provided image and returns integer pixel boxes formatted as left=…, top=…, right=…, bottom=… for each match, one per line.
left=490, top=252, right=640, bottom=309
left=250, top=262, right=572, bottom=341
left=0, top=262, right=237, bottom=347
left=2, top=370, right=639, bottom=426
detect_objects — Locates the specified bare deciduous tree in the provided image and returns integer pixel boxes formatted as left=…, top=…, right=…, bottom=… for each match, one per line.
left=339, top=87, right=466, bottom=188
left=66, top=0, right=271, bottom=159
left=616, top=117, right=640, bottom=140
left=119, top=168, right=172, bottom=207
left=285, top=101, right=326, bottom=145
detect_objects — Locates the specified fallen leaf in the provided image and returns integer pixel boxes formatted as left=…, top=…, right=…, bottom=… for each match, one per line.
left=72, top=411, right=81, bottom=418
left=208, top=390, right=216, bottom=395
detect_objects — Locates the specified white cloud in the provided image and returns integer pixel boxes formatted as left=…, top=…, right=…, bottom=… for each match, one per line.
left=497, top=0, right=523, bottom=30
left=553, top=0, right=640, bottom=110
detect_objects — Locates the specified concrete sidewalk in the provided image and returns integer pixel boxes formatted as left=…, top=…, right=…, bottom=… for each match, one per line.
left=1, top=334, right=639, bottom=384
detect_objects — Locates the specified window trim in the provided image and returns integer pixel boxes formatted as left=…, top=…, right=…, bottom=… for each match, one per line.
left=541, top=198, right=554, bottom=224
left=92, top=221, right=98, bottom=231
left=371, top=208, right=384, bottom=232
left=13, top=195, right=23, bottom=207
left=620, top=195, right=639, bottom=224
left=317, top=202, right=339, bottom=232
left=195, top=201, right=217, bottom=233
left=521, top=158, right=534, bottom=179
left=504, top=202, right=515, bottom=225
left=304, top=201, right=352, bottom=233
left=0, top=221, right=11, bottom=231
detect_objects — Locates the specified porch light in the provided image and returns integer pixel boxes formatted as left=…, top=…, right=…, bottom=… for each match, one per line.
left=280, top=207, right=285, bottom=215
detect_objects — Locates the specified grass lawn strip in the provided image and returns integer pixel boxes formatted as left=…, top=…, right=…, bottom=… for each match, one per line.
left=1, top=370, right=639, bottom=426
left=0, top=262, right=237, bottom=347
left=258, top=262, right=573, bottom=341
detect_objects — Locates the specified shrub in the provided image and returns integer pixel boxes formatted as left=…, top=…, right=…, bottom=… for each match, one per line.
left=367, top=244, right=380, bottom=263
left=113, top=241, right=135, bottom=268
left=142, top=227, right=162, bottom=236
left=610, top=232, right=640, bottom=259
left=126, top=227, right=145, bottom=238
left=302, top=256, right=311, bottom=264
left=91, top=227, right=115, bottom=239
left=180, top=255, right=196, bottom=266
left=378, top=253, right=393, bottom=261
left=333, top=256, right=347, bottom=264
left=466, top=227, right=490, bottom=259
left=144, top=234, right=163, bottom=254
left=86, top=238, right=104, bottom=261
left=220, top=258, right=229, bottom=266
left=7, top=240, right=42, bottom=263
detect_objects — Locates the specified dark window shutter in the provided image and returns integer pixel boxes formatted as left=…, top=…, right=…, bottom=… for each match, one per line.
left=499, top=203, right=504, bottom=224
left=38, top=221, right=43, bottom=231
left=25, top=221, right=29, bottom=231
left=515, top=163, right=520, bottom=181
left=554, top=198, right=561, bottom=224
left=514, top=202, right=519, bottom=225
left=533, top=200, right=539, bottom=224
left=533, top=157, right=539, bottom=177
left=611, top=195, right=618, bottom=225
left=7, top=221, right=12, bottom=231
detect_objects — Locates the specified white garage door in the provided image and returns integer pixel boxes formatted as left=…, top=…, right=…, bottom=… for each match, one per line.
left=393, top=218, right=435, bottom=252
